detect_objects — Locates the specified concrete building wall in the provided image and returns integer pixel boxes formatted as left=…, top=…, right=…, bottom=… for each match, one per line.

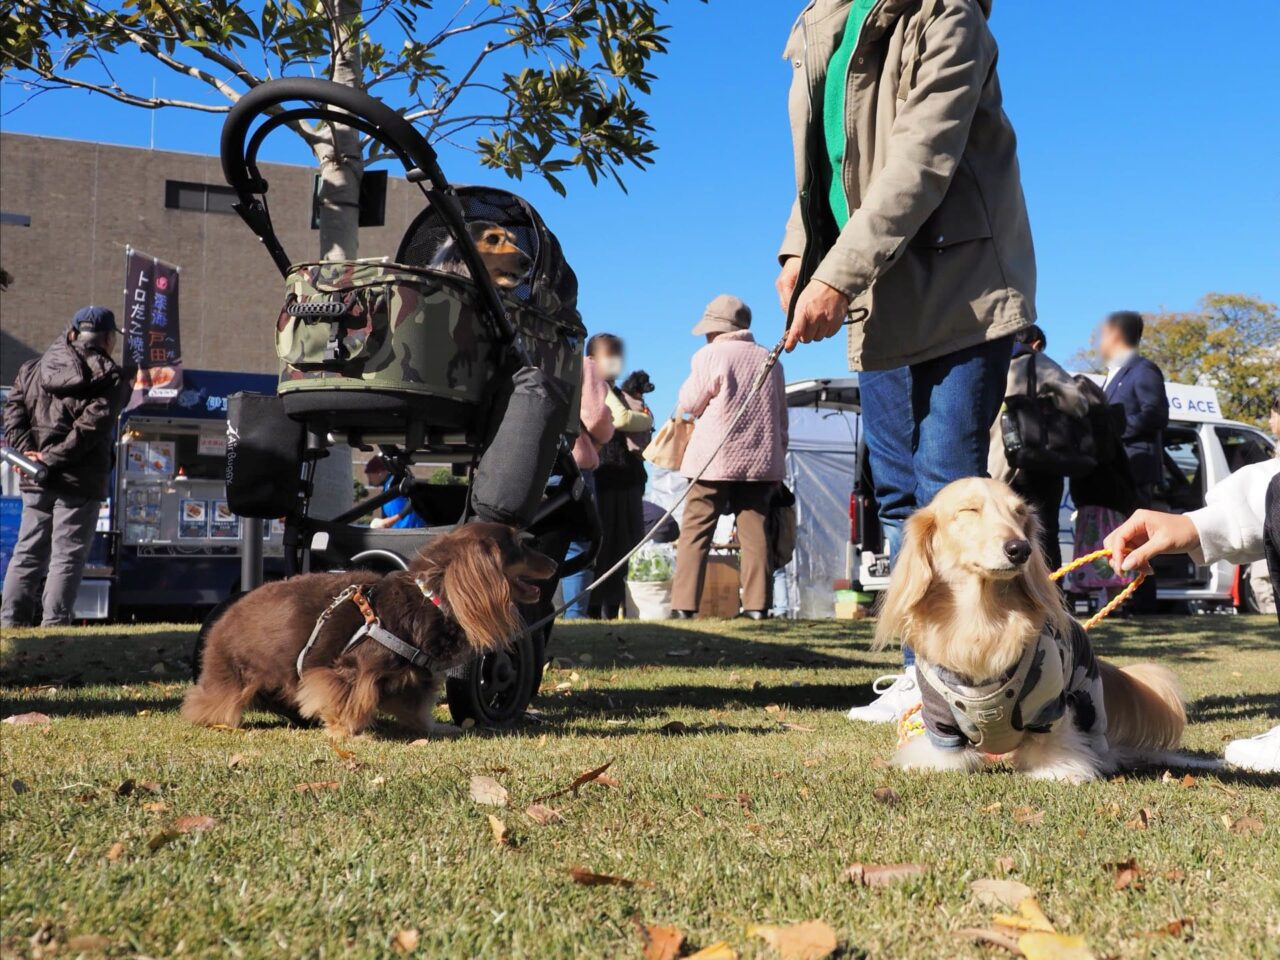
left=0, top=132, right=424, bottom=382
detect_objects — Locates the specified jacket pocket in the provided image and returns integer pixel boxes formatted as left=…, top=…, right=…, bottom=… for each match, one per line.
left=910, top=157, right=993, bottom=249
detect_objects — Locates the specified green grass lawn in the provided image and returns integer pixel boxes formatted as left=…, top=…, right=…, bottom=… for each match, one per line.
left=2, top=616, right=1278, bottom=959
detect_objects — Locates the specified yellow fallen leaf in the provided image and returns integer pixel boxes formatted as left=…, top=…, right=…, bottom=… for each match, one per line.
left=142, top=801, right=170, bottom=813
left=487, top=814, right=509, bottom=847
left=970, top=878, right=1035, bottom=908
left=294, top=780, right=340, bottom=794
left=748, top=920, right=837, bottom=960
left=67, top=934, right=111, bottom=952
left=1018, top=931, right=1095, bottom=960
left=685, top=942, right=738, bottom=960
left=331, top=743, right=357, bottom=760
left=105, top=842, right=126, bottom=861
left=994, top=897, right=1055, bottom=935
left=391, top=928, right=420, bottom=953
left=173, top=815, right=218, bottom=833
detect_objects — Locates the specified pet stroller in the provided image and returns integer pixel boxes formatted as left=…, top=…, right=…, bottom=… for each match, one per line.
left=206, top=78, right=599, bottom=727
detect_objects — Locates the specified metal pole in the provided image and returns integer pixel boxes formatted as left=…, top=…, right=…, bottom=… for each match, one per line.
left=241, top=517, right=264, bottom=591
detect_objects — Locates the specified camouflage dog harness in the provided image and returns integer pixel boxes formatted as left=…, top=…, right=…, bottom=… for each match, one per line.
left=916, top=620, right=1105, bottom=755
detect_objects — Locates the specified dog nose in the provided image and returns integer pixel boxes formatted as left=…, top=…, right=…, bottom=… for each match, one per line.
left=1003, top=538, right=1032, bottom=565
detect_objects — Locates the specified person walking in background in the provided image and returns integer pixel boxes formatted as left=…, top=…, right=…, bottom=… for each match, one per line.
left=776, top=0, right=1036, bottom=721
left=2, top=306, right=123, bottom=627
left=588, top=338, right=654, bottom=620
left=1099, top=311, right=1169, bottom=507
left=988, top=324, right=1088, bottom=570
left=559, top=341, right=615, bottom=620
left=363, top=456, right=425, bottom=529
left=1098, top=310, right=1168, bottom=612
left=670, top=295, right=786, bottom=621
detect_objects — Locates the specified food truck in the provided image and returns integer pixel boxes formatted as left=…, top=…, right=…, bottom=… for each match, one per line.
left=111, top=368, right=288, bottom=618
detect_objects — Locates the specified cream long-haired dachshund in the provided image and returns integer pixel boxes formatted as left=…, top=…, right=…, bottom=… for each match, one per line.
left=874, top=478, right=1186, bottom=783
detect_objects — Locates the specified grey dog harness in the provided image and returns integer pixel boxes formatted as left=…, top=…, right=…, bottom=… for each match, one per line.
left=917, top=621, right=1104, bottom=755
left=296, top=580, right=441, bottom=676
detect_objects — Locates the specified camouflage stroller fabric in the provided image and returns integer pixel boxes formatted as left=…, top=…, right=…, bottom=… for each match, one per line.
left=275, top=186, right=585, bottom=434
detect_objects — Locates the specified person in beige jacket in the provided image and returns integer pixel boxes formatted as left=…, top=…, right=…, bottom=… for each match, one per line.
left=775, top=0, right=1036, bottom=723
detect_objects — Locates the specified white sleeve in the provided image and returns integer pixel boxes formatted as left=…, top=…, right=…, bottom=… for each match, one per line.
left=1186, top=460, right=1280, bottom=565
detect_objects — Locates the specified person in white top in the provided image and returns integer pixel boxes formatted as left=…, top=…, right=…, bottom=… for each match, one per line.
left=1104, top=458, right=1280, bottom=773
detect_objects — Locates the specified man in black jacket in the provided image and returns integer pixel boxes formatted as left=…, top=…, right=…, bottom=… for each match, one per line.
left=1099, top=311, right=1169, bottom=507
left=2, top=307, right=123, bottom=626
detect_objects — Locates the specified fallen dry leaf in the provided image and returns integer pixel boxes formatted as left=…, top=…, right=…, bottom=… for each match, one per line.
left=1017, top=931, right=1095, bottom=960
left=994, top=898, right=1055, bottom=935
left=105, top=841, right=126, bottom=861
left=635, top=922, right=684, bottom=960
left=995, top=856, right=1016, bottom=875
left=1124, top=808, right=1154, bottom=831
left=227, top=753, right=244, bottom=769
left=116, top=778, right=136, bottom=796
left=970, top=878, right=1035, bottom=908
left=871, top=787, right=899, bottom=806
left=331, top=743, right=357, bottom=760
left=10, top=779, right=29, bottom=795
left=391, top=928, right=420, bottom=953
left=147, top=829, right=178, bottom=852
left=1141, top=917, right=1194, bottom=940
left=1012, top=806, right=1045, bottom=826
left=174, top=815, right=218, bottom=833
left=1163, top=868, right=1186, bottom=883
left=1108, top=858, right=1143, bottom=892
left=685, top=942, right=738, bottom=960
left=748, top=920, right=837, bottom=960
left=469, top=775, right=508, bottom=807
left=142, top=801, right=170, bottom=813
left=67, top=934, right=111, bottom=952
left=568, top=865, right=649, bottom=888
left=1226, top=814, right=1264, bottom=835
left=530, top=759, right=614, bottom=803
left=524, top=804, right=564, bottom=826
left=2, top=712, right=51, bottom=726
left=295, top=780, right=340, bottom=794
left=953, top=927, right=1025, bottom=955
left=487, top=814, right=509, bottom=847
left=841, top=862, right=929, bottom=887
left=780, top=722, right=816, bottom=732
left=595, top=774, right=621, bottom=789
left=1180, top=773, right=1196, bottom=788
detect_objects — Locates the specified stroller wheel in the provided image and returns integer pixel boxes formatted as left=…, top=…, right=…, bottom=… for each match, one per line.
left=445, top=627, right=538, bottom=728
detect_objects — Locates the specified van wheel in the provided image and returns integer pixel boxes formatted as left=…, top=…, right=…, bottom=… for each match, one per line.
left=445, top=628, right=537, bottom=728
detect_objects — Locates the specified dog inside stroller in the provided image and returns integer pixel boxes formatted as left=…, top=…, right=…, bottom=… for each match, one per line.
left=202, top=78, right=600, bottom=728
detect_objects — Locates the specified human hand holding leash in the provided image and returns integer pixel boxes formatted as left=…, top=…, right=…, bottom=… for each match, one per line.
left=1104, top=509, right=1200, bottom=575
left=784, top=278, right=853, bottom=352
left=775, top=257, right=802, bottom=314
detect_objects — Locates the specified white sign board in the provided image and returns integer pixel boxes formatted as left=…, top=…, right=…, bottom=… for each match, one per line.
left=1164, top=383, right=1224, bottom=423
left=1076, top=375, right=1226, bottom=425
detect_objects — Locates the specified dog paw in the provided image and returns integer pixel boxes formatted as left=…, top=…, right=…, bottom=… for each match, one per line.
left=893, top=737, right=983, bottom=773
left=1023, top=762, right=1099, bottom=784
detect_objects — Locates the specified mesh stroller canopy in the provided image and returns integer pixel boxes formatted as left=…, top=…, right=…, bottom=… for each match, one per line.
left=396, top=186, right=579, bottom=322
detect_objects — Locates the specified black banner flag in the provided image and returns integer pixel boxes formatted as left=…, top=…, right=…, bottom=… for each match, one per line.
left=122, top=247, right=183, bottom=410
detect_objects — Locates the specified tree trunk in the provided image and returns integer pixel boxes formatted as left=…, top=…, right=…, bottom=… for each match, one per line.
left=314, top=0, right=363, bottom=261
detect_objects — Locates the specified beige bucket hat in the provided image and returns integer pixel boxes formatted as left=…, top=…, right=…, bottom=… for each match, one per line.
left=691, top=294, right=752, bottom=336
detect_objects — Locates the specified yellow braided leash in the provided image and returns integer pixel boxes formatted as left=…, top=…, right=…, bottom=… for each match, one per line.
left=1049, top=547, right=1145, bottom=631
left=895, top=548, right=1141, bottom=747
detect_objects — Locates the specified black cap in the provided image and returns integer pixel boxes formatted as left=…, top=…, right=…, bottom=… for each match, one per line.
left=70, top=306, right=120, bottom=334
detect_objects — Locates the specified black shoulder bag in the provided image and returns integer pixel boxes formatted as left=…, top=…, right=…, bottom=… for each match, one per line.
left=999, top=356, right=1098, bottom=477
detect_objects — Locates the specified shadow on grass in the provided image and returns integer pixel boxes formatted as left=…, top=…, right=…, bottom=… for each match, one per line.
left=1, top=628, right=197, bottom=687
left=535, top=681, right=863, bottom=717
left=1189, top=691, right=1280, bottom=724
left=1086, top=617, right=1280, bottom=660
left=0, top=694, right=184, bottom=718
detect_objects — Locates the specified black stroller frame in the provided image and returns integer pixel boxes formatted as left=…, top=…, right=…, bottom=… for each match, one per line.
left=212, top=78, right=601, bottom=727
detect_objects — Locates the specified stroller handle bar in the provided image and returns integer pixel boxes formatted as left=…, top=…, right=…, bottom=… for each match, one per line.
left=220, top=78, right=528, bottom=364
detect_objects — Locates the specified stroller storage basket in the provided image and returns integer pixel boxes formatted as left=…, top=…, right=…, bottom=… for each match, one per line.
left=276, top=259, right=583, bottom=432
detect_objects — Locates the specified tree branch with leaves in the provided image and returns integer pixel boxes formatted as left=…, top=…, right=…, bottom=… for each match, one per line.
left=2, top=0, right=696, bottom=259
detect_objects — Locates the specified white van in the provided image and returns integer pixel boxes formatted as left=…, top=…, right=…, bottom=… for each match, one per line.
left=786, top=377, right=1275, bottom=613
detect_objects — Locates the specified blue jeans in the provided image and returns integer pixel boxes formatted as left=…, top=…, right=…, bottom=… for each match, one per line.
left=560, top=468, right=596, bottom=620
left=860, top=336, right=1013, bottom=667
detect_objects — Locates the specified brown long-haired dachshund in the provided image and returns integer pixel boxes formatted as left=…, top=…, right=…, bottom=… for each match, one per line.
left=874, top=478, right=1187, bottom=782
left=182, top=523, right=556, bottom=738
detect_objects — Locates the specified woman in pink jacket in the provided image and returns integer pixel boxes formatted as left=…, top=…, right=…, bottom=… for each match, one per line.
left=671, top=295, right=787, bottom=619
left=561, top=350, right=615, bottom=619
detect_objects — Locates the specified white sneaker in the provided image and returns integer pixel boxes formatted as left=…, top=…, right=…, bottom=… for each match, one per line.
left=1224, top=725, right=1280, bottom=773
left=847, top=666, right=920, bottom=724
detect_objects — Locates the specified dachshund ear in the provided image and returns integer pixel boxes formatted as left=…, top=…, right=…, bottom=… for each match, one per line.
left=873, top=507, right=936, bottom=651
left=441, top=537, right=518, bottom=654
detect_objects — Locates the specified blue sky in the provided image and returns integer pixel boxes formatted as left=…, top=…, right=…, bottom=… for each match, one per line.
left=5, top=1, right=1278, bottom=417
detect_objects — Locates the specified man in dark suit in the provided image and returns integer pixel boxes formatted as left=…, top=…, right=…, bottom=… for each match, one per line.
left=1100, top=311, right=1168, bottom=507
left=1099, top=310, right=1168, bottom=613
